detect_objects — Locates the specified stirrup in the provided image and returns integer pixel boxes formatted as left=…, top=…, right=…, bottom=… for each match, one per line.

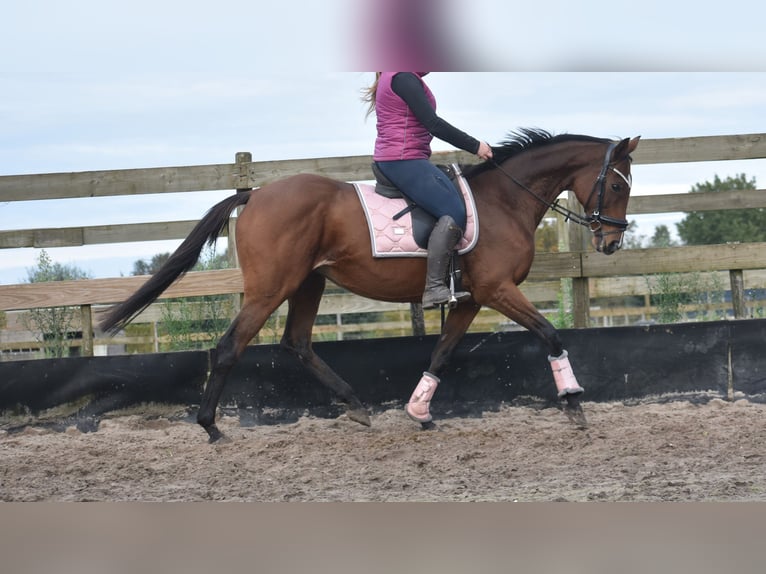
left=448, top=266, right=470, bottom=308
left=448, top=290, right=471, bottom=308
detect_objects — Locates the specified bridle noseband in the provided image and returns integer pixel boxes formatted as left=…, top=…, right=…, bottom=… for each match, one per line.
left=491, top=141, right=631, bottom=238
left=581, top=141, right=631, bottom=234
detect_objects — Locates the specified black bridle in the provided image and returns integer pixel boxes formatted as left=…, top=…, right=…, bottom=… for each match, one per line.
left=491, top=141, right=631, bottom=237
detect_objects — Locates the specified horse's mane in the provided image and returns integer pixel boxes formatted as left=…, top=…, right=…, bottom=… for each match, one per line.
left=461, top=128, right=610, bottom=179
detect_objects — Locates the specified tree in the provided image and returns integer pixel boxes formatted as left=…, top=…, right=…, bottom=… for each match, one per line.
left=621, top=220, right=645, bottom=249
left=158, top=245, right=236, bottom=350
left=648, top=225, right=678, bottom=248
left=23, top=250, right=92, bottom=358
left=193, top=246, right=229, bottom=271
left=676, top=174, right=765, bottom=245
left=26, top=250, right=90, bottom=282
left=131, top=247, right=229, bottom=276
left=535, top=218, right=559, bottom=252
left=131, top=252, right=171, bottom=276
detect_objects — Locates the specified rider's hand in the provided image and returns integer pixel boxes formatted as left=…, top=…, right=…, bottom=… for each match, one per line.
left=477, top=141, right=493, bottom=161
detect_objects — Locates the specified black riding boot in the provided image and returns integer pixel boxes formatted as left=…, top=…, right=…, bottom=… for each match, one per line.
left=422, top=216, right=470, bottom=309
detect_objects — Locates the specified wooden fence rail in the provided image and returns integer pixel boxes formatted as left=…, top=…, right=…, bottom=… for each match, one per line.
left=4, top=188, right=766, bottom=251
left=2, top=133, right=765, bottom=202
left=3, top=242, right=766, bottom=312
left=2, top=133, right=766, bottom=357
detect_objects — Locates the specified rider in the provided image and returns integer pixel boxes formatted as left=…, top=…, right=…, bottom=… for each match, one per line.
left=363, top=72, right=494, bottom=309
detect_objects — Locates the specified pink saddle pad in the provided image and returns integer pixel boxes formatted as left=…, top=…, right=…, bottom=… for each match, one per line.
left=353, top=164, right=478, bottom=258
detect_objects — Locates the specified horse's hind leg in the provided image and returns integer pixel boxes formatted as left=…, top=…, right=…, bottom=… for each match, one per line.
left=280, top=273, right=371, bottom=426
left=197, top=299, right=276, bottom=443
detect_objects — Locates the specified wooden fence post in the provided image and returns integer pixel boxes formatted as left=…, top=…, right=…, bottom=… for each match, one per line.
left=568, top=191, right=591, bottom=328
left=229, top=152, right=252, bottom=317
left=556, top=198, right=573, bottom=326
left=730, top=269, right=746, bottom=318
left=410, top=303, right=426, bottom=336
left=80, top=304, right=94, bottom=357
left=229, top=152, right=252, bottom=269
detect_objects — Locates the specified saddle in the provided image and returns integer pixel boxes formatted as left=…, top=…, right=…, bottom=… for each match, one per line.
left=370, top=163, right=469, bottom=298
left=370, top=162, right=466, bottom=249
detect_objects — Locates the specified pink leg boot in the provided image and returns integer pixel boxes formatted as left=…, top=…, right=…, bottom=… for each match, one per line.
left=548, top=350, right=584, bottom=398
left=405, top=371, right=440, bottom=423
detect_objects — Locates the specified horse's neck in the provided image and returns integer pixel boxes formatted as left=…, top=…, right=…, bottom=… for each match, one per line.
left=492, top=152, right=573, bottom=226
left=503, top=144, right=596, bottom=221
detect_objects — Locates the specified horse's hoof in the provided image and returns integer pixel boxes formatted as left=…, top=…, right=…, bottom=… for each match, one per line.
left=205, top=425, right=229, bottom=443
left=75, top=417, right=100, bottom=433
left=346, top=408, right=371, bottom=427
left=420, top=421, right=438, bottom=431
left=563, top=404, right=588, bottom=429
left=562, top=392, right=588, bottom=429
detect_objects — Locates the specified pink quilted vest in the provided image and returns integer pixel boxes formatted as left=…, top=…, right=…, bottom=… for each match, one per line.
left=373, top=73, right=436, bottom=161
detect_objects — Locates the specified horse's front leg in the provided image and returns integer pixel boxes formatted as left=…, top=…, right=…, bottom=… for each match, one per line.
left=484, top=283, right=588, bottom=428
left=406, top=301, right=481, bottom=430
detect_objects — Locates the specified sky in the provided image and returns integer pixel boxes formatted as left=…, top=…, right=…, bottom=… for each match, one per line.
left=2, top=1, right=766, bottom=285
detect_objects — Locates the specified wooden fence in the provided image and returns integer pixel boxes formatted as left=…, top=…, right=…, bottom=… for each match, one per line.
left=2, top=133, right=766, bottom=358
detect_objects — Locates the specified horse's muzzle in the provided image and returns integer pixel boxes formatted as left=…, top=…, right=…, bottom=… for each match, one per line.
left=592, top=233, right=623, bottom=255
left=602, top=240, right=621, bottom=255
left=588, top=213, right=627, bottom=256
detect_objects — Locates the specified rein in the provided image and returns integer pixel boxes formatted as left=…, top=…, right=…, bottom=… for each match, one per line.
left=489, top=141, right=630, bottom=234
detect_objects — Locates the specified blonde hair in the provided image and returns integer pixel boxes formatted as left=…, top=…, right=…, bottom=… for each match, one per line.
left=361, top=72, right=382, bottom=118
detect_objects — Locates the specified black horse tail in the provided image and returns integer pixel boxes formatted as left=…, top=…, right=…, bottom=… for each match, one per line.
left=100, top=191, right=252, bottom=334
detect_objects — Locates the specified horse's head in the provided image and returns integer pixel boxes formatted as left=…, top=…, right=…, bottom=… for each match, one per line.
left=464, top=129, right=641, bottom=255
left=576, top=136, right=641, bottom=255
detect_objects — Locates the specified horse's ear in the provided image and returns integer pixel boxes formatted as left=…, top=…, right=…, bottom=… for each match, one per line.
left=611, top=136, right=641, bottom=162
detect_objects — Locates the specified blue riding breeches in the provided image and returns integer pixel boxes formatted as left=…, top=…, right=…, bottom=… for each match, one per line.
left=374, top=159, right=467, bottom=231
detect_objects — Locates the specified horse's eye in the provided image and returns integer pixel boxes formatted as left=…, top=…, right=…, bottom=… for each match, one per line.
left=611, top=183, right=622, bottom=193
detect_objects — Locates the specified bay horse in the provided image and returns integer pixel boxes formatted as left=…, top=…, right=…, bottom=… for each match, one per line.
left=101, top=128, right=640, bottom=443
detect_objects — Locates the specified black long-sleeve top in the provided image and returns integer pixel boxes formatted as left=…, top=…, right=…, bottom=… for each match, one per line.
left=391, top=73, right=481, bottom=155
